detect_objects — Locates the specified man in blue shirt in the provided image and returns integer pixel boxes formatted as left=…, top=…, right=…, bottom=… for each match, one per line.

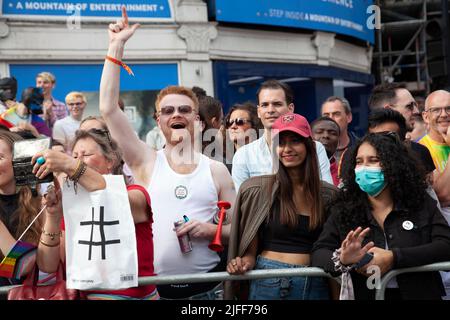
left=232, top=79, right=332, bottom=191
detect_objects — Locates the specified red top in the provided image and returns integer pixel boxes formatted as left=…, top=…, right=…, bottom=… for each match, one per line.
left=61, top=184, right=156, bottom=297
left=329, top=157, right=339, bottom=187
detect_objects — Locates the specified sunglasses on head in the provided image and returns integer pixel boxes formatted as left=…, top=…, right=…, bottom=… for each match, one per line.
left=226, top=118, right=252, bottom=128
left=369, top=131, right=401, bottom=143
left=159, top=105, right=193, bottom=116
left=88, top=128, right=112, bottom=144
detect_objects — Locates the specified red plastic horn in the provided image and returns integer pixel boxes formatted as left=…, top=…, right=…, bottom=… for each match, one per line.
left=208, top=201, right=231, bottom=252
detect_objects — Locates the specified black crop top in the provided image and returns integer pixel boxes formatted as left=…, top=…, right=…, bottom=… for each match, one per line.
left=261, top=209, right=323, bottom=254
left=0, top=193, right=19, bottom=236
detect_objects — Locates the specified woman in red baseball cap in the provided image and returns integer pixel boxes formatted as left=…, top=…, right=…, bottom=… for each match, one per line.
left=226, top=113, right=338, bottom=300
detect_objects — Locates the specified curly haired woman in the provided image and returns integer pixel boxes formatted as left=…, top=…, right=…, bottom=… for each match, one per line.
left=312, top=132, right=450, bottom=300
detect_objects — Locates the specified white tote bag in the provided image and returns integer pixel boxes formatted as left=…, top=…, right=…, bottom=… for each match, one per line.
left=62, top=175, right=138, bottom=290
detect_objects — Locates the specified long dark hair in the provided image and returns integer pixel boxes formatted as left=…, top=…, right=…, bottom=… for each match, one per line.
left=333, top=132, right=427, bottom=231
left=0, top=131, right=42, bottom=257
left=222, top=102, right=262, bottom=162
left=223, top=102, right=262, bottom=133
left=273, top=134, right=323, bottom=229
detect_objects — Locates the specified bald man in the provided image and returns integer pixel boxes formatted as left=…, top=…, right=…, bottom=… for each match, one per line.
left=419, top=90, right=450, bottom=208
left=419, top=90, right=450, bottom=298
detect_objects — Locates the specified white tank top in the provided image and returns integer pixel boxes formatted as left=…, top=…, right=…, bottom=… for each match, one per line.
left=148, top=150, right=220, bottom=275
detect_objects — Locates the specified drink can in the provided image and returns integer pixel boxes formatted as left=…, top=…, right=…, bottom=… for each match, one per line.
left=174, top=220, right=193, bottom=253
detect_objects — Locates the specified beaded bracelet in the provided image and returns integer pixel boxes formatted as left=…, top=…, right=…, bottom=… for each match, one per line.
left=69, top=160, right=87, bottom=182
left=68, top=160, right=87, bottom=194
left=69, top=160, right=83, bottom=181
left=75, top=162, right=87, bottom=181
left=41, top=229, right=62, bottom=241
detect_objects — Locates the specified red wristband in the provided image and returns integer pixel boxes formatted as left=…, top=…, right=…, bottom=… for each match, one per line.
left=105, top=55, right=134, bottom=76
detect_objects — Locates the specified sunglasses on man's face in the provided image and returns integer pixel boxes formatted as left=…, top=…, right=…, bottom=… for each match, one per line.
left=226, top=118, right=252, bottom=128
left=159, top=105, right=193, bottom=116
left=404, top=101, right=418, bottom=112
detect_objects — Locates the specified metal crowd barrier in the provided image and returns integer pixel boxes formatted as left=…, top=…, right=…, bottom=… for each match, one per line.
left=375, top=261, right=450, bottom=300
left=2, top=262, right=450, bottom=300
left=0, top=267, right=332, bottom=298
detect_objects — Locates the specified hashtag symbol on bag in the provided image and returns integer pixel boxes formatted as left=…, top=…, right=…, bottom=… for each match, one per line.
left=78, top=206, right=121, bottom=260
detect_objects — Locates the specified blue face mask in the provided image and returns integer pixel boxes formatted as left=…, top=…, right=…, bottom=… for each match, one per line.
left=354, top=166, right=387, bottom=197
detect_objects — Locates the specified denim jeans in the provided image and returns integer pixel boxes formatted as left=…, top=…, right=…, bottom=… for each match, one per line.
left=249, top=255, right=330, bottom=300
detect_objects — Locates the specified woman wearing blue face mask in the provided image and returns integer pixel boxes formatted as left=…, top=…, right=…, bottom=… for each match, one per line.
left=312, top=132, right=450, bottom=300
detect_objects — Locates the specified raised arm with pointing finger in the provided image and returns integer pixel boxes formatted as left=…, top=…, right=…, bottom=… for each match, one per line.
left=99, top=7, right=154, bottom=186
left=99, top=7, right=236, bottom=300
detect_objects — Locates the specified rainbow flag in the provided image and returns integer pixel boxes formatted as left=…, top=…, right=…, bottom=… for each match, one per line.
left=0, top=105, right=46, bottom=127
left=0, top=240, right=37, bottom=280
left=0, top=106, right=23, bottom=128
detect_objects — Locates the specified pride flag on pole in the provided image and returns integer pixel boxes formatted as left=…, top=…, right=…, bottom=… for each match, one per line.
left=0, top=205, right=46, bottom=280
left=0, top=240, right=37, bottom=280
left=0, top=106, right=23, bottom=128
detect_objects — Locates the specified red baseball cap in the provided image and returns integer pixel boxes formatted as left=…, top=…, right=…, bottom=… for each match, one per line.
left=271, top=113, right=312, bottom=140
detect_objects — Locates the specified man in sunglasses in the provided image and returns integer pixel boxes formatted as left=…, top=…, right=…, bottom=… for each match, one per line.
left=231, top=79, right=333, bottom=191
left=52, top=91, right=87, bottom=152
left=99, top=7, right=236, bottom=300
left=368, top=83, right=419, bottom=136
left=367, top=108, right=435, bottom=176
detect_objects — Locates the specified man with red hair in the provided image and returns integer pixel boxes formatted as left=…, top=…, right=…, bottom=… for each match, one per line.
left=99, top=7, right=236, bottom=300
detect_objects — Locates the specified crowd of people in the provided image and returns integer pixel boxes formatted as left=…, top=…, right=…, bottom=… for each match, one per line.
left=1, top=7, right=450, bottom=300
